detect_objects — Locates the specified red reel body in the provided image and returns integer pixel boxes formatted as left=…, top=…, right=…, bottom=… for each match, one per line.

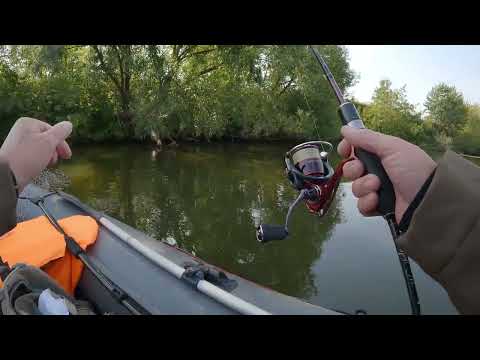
left=303, top=158, right=352, bottom=216
left=286, top=142, right=352, bottom=217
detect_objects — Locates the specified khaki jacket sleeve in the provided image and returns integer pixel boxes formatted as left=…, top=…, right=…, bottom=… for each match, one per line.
left=0, top=156, right=17, bottom=236
left=397, top=150, right=480, bottom=314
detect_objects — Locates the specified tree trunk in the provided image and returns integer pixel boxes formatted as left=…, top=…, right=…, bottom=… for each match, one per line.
left=118, top=89, right=134, bottom=137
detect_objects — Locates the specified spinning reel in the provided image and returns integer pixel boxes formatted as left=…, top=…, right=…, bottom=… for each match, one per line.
left=256, top=141, right=352, bottom=243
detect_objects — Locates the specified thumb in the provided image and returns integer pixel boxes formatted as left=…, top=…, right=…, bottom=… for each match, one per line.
left=44, top=121, right=73, bottom=144
left=340, top=126, right=388, bottom=157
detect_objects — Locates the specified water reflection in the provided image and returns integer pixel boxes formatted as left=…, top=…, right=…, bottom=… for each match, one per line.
left=57, top=143, right=459, bottom=313
left=59, top=143, right=343, bottom=300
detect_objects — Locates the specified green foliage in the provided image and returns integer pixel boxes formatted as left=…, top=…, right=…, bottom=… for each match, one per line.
left=1, top=45, right=478, bottom=155
left=0, top=45, right=357, bottom=143
left=0, top=46, right=120, bottom=142
left=130, top=45, right=354, bottom=143
left=453, top=104, right=480, bottom=154
left=0, top=62, right=27, bottom=137
left=424, top=83, right=468, bottom=139
left=361, top=80, right=428, bottom=144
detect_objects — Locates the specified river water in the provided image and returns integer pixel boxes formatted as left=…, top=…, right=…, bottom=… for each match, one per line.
left=55, top=142, right=471, bottom=314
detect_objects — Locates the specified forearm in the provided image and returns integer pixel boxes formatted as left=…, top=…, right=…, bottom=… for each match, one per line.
left=397, top=150, right=480, bottom=314
left=0, top=155, right=18, bottom=236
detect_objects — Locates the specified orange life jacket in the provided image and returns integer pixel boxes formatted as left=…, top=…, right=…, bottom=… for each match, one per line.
left=0, top=215, right=99, bottom=295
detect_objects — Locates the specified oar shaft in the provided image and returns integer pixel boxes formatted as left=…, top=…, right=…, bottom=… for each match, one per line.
left=198, top=280, right=270, bottom=315
left=58, top=192, right=271, bottom=315
left=100, top=217, right=185, bottom=279
left=99, top=217, right=271, bottom=315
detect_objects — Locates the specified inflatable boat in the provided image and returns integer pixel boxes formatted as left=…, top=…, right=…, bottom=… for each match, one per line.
left=16, top=184, right=342, bottom=315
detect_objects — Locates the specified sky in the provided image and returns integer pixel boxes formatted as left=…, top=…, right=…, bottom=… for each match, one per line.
left=345, top=45, right=480, bottom=111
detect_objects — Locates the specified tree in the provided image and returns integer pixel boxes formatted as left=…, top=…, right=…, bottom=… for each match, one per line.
left=0, top=45, right=356, bottom=144
left=362, top=80, right=424, bottom=143
left=453, top=104, right=480, bottom=154
left=135, top=45, right=233, bottom=143
left=424, top=83, right=467, bottom=140
left=91, top=45, right=141, bottom=137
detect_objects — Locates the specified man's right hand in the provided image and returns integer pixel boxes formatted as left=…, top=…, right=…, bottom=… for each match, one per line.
left=0, top=117, right=73, bottom=193
left=337, top=126, right=437, bottom=224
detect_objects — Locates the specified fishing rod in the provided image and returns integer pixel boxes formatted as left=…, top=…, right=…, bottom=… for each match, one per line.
left=308, top=45, right=421, bottom=315
left=20, top=193, right=150, bottom=315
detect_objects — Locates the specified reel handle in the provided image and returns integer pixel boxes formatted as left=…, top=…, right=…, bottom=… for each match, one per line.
left=256, top=189, right=308, bottom=244
left=256, top=224, right=288, bottom=243
left=339, top=102, right=396, bottom=217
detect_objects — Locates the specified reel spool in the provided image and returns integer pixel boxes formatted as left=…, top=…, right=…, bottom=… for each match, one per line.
left=286, top=141, right=334, bottom=191
left=256, top=141, right=351, bottom=243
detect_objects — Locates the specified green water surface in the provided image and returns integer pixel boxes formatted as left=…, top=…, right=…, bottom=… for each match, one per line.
left=57, top=143, right=465, bottom=314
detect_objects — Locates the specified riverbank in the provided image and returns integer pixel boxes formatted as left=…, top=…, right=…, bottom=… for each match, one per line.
left=68, top=135, right=344, bottom=147
left=68, top=134, right=452, bottom=155
left=62, top=135, right=480, bottom=173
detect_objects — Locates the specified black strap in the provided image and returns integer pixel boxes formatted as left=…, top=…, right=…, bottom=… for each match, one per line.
left=0, top=256, right=12, bottom=281
left=10, top=170, right=19, bottom=198
left=398, top=169, right=437, bottom=234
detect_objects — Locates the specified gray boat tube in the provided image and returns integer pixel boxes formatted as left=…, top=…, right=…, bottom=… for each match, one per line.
left=57, top=191, right=271, bottom=315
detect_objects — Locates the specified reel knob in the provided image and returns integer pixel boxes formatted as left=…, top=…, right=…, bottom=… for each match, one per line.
left=256, top=224, right=289, bottom=243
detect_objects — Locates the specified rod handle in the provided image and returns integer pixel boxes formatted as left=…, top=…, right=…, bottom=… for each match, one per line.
left=354, top=148, right=396, bottom=216
left=338, top=102, right=396, bottom=216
